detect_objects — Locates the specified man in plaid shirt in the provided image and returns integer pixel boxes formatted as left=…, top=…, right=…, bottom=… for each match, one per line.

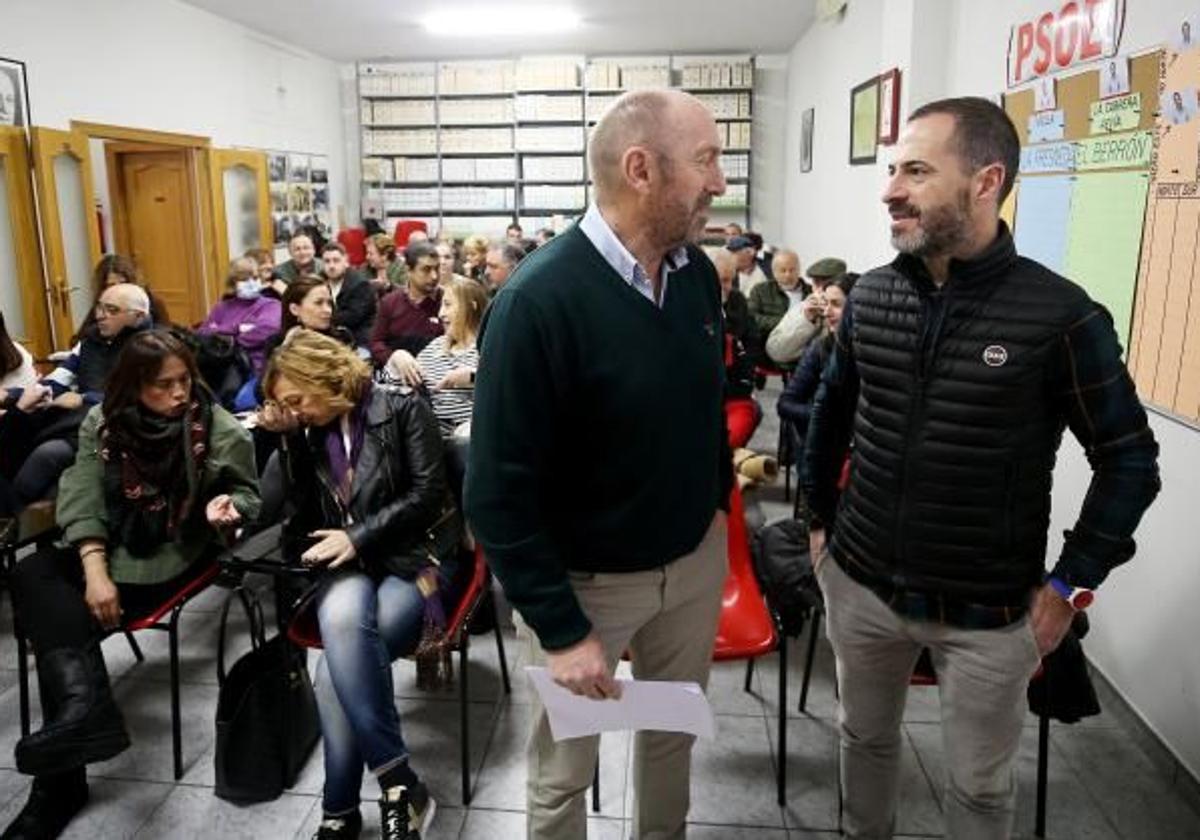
left=801, top=97, right=1160, bottom=840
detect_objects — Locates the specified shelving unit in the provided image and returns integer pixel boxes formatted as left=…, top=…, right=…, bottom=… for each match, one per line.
left=358, top=54, right=755, bottom=237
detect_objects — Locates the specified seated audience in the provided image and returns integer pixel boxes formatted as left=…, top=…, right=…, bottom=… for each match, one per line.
left=765, top=256, right=847, bottom=365
left=4, top=330, right=259, bottom=839
left=370, top=241, right=444, bottom=368
left=460, top=235, right=489, bottom=283
left=385, top=277, right=487, bottom=436
left=484, top=242, right=524, bottom=295
left=323, top=242, right=377, bottom=348
left=724, top=222, right=744, bottom=240
left=727, top=234, right=770, bottom=296
left=534, top=227, right=556, bottom=246
left=261, top=276, right=352, bottom=365
left=0, top=284, right=151, bottom=513
left=244, top=247, right=283, bottom=298
left=748, top=248, right=804, bottom=348
left=505, top=222, right=523, bottom=242
left=712, top=250, right=760, bottom=448
left=0, top=312, right=37, bottom=393
left=260, top=330, right=458, bottom=840
left=365, top=233, right=408, bottom=297
left=777, top=272, right=856, bottom=454
left=196, top=257, right=282, bottom=373
left=274, top=232, right=323, bottom=286
left=435, top=240, right=468, bottom=287
left=72, top=254, right=169, bottom=344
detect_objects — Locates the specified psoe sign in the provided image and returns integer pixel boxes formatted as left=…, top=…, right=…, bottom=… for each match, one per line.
left=1007, top=0, right=1125, bottom=87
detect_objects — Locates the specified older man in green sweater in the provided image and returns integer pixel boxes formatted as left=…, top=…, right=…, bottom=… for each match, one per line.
left=466, top=89, right=732, bottom=840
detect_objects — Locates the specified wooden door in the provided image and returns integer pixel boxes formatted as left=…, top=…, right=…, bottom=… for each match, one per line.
left=210, top=149, right=271, bottom=270
left=0, top=127, right=51, bottom=357
left=113, top=148, right=205, bottom=326
left=29, top=127, right=102, bottom=349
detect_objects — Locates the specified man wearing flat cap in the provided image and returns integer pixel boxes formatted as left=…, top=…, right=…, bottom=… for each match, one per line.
left=766, top=256, right=848, bottom=365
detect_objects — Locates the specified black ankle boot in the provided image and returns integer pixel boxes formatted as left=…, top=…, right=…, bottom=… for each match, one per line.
left=15, top=645, right=129, bottom=776
left=0, top=767, right=88, bottom=839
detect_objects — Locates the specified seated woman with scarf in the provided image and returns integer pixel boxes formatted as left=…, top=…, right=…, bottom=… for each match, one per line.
left=260, top=329, right=462, bottom=840
left=4, top=330, right=260, bottom=839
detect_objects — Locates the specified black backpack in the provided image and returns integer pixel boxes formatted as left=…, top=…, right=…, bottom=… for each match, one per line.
left=751, top=519, right=823, bottom=636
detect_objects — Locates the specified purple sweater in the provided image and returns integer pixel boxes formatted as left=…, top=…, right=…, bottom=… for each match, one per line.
left=197, top=295, right=282, bottom=372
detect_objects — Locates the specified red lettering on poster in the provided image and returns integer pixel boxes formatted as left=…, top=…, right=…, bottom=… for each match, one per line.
left=1007, top=0, right=1124, bottom=86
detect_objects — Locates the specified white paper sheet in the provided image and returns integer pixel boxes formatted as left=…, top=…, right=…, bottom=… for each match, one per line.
left=525, top=666, right=716, bottom=742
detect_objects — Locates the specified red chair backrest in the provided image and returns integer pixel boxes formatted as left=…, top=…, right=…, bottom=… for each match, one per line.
left=337, top=227, right=367, bottom=267
left=713, top=485, right=778, bottom=661
left=393, top=220, right=429, bottom=249
left=124, top=563, right=221, bottom=631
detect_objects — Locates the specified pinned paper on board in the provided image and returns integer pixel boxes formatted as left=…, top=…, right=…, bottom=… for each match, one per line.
left=1172, top=16, right=1198, bottom=54
left=1034, top=76, right=1057, bottom=111
left=1090, top=93, right=1141, bottom=134
left=1099, top=57, right=1130, bottom=98
left=1161, top=88, right=1199, bottom=125
left=1028, top=109, right=1065, bottom=143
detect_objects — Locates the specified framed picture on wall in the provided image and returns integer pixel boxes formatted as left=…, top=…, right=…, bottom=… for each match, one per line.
left=0, top=57, right=31, bottom=129
left=878, top=68, right=901, bottom=145
left=849, top=76, right=879, bottom=165
left=800, top=108, right=814, bottom=172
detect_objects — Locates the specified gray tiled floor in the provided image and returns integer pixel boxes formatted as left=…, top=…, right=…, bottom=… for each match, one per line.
left=1, top=383, right=1198, bottom=838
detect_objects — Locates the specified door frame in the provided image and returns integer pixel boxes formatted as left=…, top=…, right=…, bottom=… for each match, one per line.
left=71, top=121, right=223, bottom=312
left=0, top=126, right=51, bottom=357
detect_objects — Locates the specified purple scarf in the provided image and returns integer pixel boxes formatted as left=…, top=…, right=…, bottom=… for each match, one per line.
left=323, top=383, right=372, bottom=505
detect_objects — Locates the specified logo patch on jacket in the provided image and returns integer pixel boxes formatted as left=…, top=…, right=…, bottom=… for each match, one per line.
left=982, top=344, right=1009, bottom=367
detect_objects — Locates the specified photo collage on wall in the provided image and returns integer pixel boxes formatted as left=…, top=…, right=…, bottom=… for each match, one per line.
left=269, top=151, right=331, bottom=245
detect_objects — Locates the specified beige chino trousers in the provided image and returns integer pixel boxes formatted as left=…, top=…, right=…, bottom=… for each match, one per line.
left=523, top=512, right=728, bottom=840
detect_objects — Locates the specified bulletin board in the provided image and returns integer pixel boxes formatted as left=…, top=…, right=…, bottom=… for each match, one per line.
left=1005, top=49, right=1200, bottom=428
left=1126, top=47, right=1200, bottom=427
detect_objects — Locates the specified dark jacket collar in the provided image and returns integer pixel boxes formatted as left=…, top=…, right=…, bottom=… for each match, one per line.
left=892, top=220, right=1018, bottom=292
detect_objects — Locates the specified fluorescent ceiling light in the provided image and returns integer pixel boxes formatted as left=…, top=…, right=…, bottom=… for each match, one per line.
left=421, top=5, right=582, bottom=37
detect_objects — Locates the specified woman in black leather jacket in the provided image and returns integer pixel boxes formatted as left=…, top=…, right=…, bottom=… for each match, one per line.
left=261, top=329, right=461, bottom=840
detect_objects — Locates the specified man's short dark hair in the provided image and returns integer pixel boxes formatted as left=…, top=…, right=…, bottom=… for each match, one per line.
left=321, top=241, right=346, bottom=256
left=506, top=223, right=523, bottom=235
left=404, top=240, right=439, bottom=269
left=908, top=97, right=1021, bottom=204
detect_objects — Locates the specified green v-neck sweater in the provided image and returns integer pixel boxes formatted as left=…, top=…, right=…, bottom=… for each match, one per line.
left=464, top=224, right=733, bottom=650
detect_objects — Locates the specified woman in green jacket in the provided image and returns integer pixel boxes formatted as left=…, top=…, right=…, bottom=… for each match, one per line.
left=4, top=329, right=261, bottom=839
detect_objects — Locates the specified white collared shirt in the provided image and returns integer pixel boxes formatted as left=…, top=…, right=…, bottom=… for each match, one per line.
left=578, top=204, right=690, bottom=308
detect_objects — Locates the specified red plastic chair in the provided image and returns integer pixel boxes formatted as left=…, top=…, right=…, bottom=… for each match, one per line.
left=287, top=547, right=510, bottom=805
left=392, top=219, right=429, bottom=250
left=337, top=227, right=367, bottom=267
left=16, top=561, right=224, bottom=780
left=592, top=485, right=787, bottom=810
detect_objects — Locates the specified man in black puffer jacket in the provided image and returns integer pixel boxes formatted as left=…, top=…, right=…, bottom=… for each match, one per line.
left=801, top=98, right=1160, bottom=840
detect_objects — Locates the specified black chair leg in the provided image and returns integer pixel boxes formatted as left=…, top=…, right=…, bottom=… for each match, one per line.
left=743, top=658, right=755, bottom=693
left=168, top=610, right=183, bottom=780
left=777, top=635, right=788, bottom=807
left=591, top=756, right=601, bottom=813
left=460, top=636, right=471, bottom=805
left=798, top=612, right=820, bottom=714
left=17, top=631, right=30, bottom=737
left=124, top=630, right=144, bottom=663
left=1035, top=712, right=1049, bottom=838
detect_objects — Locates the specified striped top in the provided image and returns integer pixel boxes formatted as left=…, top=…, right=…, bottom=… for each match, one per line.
left=416, top=334, right=478, bottom=435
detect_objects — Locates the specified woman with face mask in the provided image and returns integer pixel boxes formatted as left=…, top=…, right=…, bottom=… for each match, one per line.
left=196, top=257, right=283, bottom=374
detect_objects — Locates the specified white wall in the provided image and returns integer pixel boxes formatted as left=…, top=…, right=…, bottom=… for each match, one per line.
left=3, top=0, right=347, bottom=240
left=782, top=0, right=1200, bottom=781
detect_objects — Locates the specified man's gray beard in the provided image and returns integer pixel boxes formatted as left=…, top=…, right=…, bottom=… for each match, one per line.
left=891, top=194, right=971, bottom=258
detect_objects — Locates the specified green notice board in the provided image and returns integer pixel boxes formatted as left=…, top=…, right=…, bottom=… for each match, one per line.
left=1062, top=171, right=1151, bottom=349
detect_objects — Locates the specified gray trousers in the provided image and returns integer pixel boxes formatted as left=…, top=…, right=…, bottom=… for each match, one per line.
left=816, top=555, right=1041, bottom=840
left=523, top=513, right=728, bottom=840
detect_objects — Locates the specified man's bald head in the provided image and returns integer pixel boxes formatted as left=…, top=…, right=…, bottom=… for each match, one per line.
left=711, top=249, right=738, bottom=291
left=589, top=89, right=697, bottom=203
left=96, top=283, right=150, bottom=337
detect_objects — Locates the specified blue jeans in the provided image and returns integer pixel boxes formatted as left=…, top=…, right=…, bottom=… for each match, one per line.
left=313, top=564, right=453, bottom=814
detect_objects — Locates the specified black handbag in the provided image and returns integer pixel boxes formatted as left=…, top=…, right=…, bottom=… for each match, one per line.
left=213, top=585, right=320, bottom=803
